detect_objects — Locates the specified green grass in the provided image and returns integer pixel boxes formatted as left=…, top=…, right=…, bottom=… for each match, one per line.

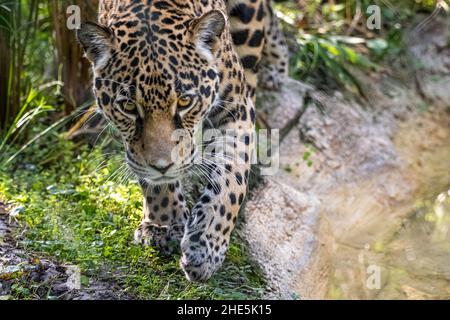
left=0, top=129, right=266, bottom=300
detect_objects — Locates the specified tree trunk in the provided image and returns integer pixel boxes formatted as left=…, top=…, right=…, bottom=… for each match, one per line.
left=0, top=31, right=10, bottom=131
left=49, top=0, right=98, bottom=115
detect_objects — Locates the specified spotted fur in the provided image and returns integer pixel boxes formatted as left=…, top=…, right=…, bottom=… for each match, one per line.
left=77, top=0, right=287, bottom=282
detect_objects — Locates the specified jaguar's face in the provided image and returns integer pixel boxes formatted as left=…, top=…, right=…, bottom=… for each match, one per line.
left=78, top=10, right=226, bottom=184
left=92, top=60, right=221, bottom=184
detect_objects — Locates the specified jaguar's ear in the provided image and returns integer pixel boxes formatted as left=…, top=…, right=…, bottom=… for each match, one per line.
left=191, top=10, right=226, bottom=61
left=77, top=22, right=114, bottom=69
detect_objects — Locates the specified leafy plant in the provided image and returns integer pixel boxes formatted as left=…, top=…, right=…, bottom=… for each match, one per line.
left=0, top=0, right=40, bottom=131
left=290, top=33, right=378, bottom=94
left=275, top=0, right=447, bottom=93
left=0, top=82, right=69, bottom=167
left=0, top=1, right=67, bottom=168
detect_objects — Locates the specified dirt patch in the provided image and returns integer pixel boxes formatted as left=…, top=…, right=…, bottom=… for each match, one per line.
left=0, top=202, right=131, bottom=300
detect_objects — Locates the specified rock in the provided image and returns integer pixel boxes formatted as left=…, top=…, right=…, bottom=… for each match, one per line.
left=244, top=179, right=331, bottom=299
left=245, top=15, right=450, bottom=300
left=407, top=15, right=450, bottom=104
left=326, top=159, right=341, bottom=169
left=401, top=285, right=434, bottom=300
left=256, top=78, right=313, bottom=129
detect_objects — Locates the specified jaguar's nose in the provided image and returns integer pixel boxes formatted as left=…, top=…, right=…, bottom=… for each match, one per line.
left=148, top=161, right=174, bottom=174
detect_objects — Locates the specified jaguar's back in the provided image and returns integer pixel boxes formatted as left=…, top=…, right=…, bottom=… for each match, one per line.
left=97, top=0, right=288, bottom=97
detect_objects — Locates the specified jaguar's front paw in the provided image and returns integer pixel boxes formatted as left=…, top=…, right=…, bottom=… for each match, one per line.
left=180, top=233, right=227, bottom=282
left=134, top=223, right=183, bottom=255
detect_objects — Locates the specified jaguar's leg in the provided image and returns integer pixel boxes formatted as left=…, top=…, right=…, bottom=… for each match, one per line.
left=134, top=180, right=189, bottom=255
left=180, top=124, right=253, bottom=281
left=258, top=0, right=289, bottom=90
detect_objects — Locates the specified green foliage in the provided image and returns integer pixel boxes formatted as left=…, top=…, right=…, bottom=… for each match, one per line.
left=275, top=0, right=447, bottom=92
left=302, top=144, right=317, bottom=168
left=0, top=1, right=63, bottom=168
left=0, top=132, right=265, bottom=300
left=275, top=2, right=378, bottom=93
left=0, top=83, right=68, bottom=168
left=290, top=33, right=378, bottom=94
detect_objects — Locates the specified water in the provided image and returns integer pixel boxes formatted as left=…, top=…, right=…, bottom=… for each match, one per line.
left=376, top=191, right=450, bottom=299
left=326, top=113, right=450, bottom=299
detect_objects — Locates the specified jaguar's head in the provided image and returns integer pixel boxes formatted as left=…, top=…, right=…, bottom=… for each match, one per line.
left=77, top=10, right=227, bottom=184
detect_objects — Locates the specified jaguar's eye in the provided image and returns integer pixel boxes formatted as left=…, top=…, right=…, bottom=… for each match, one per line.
left=178, top=95, right=193, bottom=110
left=117, top=99, right=139, bottom=118
left=122, top=102, right=137, bottom=113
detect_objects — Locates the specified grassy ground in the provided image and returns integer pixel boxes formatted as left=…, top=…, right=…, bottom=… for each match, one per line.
left=0, top=127, right=266, bottom=300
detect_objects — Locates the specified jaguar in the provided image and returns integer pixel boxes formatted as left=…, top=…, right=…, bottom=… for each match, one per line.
left=77, top=0, right=288, bottom=281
